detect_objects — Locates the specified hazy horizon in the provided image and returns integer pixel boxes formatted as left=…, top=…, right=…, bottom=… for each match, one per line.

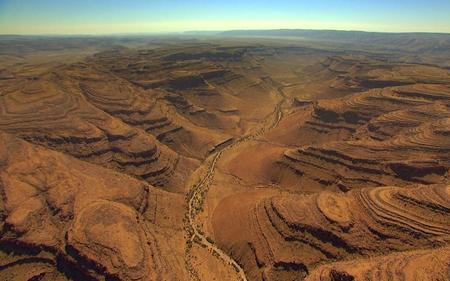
left=2, top=28, right=450, bottom=37
left=0, top=1, right=450, bottom=280
left=1, top=0, right=450, bottom=35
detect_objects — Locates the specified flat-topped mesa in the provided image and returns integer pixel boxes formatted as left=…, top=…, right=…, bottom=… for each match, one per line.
left=74, top=65, right=229, bottom=159
left=0, top=69, right=180, bottom=188
left=309, top=84, right=450, bottom=136
left=212, top=184, right=450, bottom=281
left=90, top=45, right=279, bottom=135
left=362, top=101, right=450, bottom=141
left=266, top=82, right=450, bottom=191
left=0, top=133, right=173, bottom=280
left=320, top=56, right=450, bottom=89
left=279, top=120, right=450, bottom=191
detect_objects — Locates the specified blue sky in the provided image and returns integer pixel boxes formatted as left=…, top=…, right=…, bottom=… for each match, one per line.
left=1, top=0, right=449, bottom=34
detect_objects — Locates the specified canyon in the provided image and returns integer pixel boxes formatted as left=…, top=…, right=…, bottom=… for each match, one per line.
left=0, top=33, right=449, bottom=280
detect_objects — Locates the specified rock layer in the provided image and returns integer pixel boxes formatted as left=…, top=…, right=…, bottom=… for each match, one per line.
left=0, top=133, right=183, bottom=280
left=213, top=184, right=450, bottom=281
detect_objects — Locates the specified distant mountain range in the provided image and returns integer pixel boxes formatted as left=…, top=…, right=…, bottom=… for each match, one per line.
left=218, top=29, right=450, bottom=60
left=219, top=28, right=450, bottom=38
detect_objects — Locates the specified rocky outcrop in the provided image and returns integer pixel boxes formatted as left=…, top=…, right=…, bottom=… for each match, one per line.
left=0, top=133, right=185, bottom=280
left=268, top=83, right=450, bottom=191
left=0, top=68, right=184, bottom=187
left=213, top=184, right=450, bottom=281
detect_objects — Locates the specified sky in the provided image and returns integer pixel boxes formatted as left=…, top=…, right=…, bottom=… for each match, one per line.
left=1, top=0, right=449, bottom=35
